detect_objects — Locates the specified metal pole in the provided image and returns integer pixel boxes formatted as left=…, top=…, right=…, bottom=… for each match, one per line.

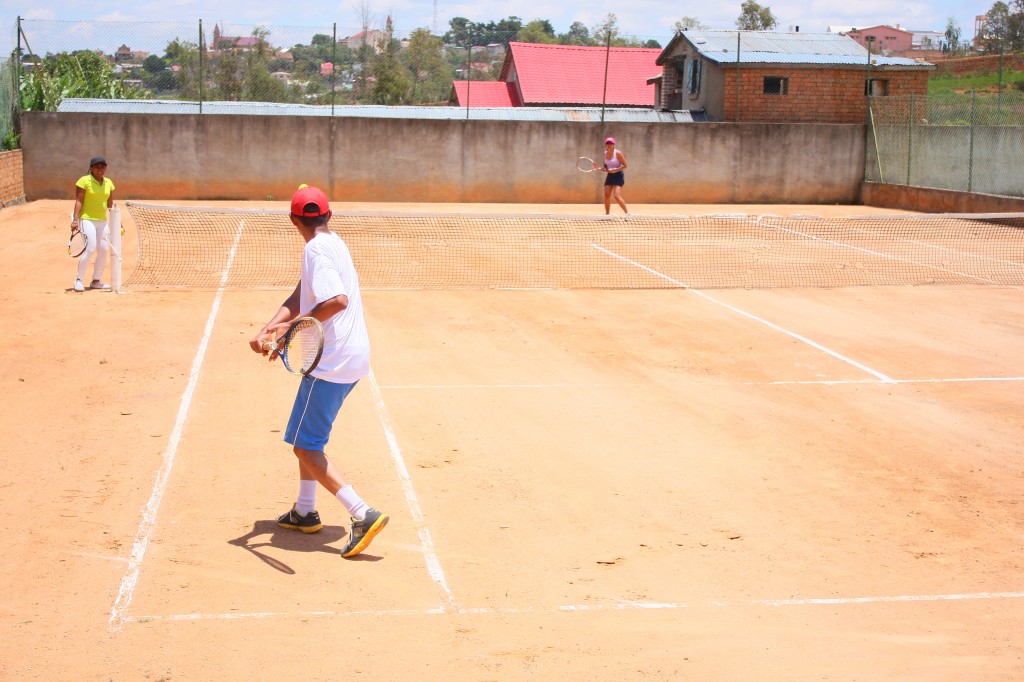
left=600, top=31, right=611, bottom=125
left=968, top=91, right=976, bottom=192
left=864, top=36, right=873, bottom=180
left=465, top=39, right=471, bottom=120
left=997, top=40, right=1004, bottom=125
left=331, top=23, right=337, bottom=115
left=198, top=19, right=204, bottom=113
left=735, top=32, right=741, bottom=122
left=14, top=17, right=22, bottom=115
left=906, top=92, right=913, bottom=185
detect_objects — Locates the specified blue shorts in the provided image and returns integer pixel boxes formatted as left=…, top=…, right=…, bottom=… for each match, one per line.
left=284, top=375, right=358, bottom=451
left=605, top=171, right=625, bottom=187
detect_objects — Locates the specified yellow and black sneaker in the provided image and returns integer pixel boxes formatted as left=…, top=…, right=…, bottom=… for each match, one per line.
left=276, top=505, right=324, bottom=534
left=340, top=508, right=389, bottom=558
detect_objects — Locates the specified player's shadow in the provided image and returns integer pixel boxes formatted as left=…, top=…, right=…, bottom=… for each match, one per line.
left=228, top=519, right=348, bottom=574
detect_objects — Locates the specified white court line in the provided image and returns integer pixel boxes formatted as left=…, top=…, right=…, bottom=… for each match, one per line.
left=108, top=219, right=246, bottom=632
left=124, top=589, right=1024, bottom=623
left=377, top=376, right=1024, bottom=389
left=368, top=368, right=455, bottom=609
left=592, top=245, right=896, bottom=383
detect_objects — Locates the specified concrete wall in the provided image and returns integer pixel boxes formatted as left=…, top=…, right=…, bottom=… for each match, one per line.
left=861, top=181, right=1024, bottom=213
left=22, top=112, right=866, bottom=205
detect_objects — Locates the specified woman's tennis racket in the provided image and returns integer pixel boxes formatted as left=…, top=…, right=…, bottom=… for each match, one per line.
left=261, top=317, right=325, bottom=375
left=576, top=156, right=601, bottom=172
left=67, top=229, right=87, bottom=257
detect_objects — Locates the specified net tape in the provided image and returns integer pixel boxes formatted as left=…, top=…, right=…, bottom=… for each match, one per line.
left=124, top=202, right=1024, bottom=290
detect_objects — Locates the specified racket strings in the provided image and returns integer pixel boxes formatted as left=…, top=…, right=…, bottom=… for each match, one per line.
left=285, top=321, right=322, bottom=373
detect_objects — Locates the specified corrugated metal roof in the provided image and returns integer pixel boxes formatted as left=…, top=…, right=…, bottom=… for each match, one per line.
left=56, top=98, right=702, bottom=122
left=683, top=30, right=932, bottom=68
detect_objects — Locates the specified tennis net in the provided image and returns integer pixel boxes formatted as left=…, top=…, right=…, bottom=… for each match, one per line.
left=124, top=202, right=1024, bottom=290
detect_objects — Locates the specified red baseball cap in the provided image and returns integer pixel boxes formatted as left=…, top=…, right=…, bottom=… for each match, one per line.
left=291, top=184, right=331, bottom=217
left=604, top=137, right=616, bottom=145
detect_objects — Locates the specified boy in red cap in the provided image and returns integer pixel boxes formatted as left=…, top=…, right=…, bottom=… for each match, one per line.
left=250, top=184, right=388, bottom=558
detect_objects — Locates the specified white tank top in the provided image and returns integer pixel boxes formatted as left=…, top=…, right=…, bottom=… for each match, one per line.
left=604, top=149, right=623, bottom=170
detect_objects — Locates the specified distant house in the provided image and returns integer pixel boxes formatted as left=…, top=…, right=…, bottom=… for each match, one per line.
left=343, top=30, right=386, bottom=53
left=212, top=24, right=261, bottom=52
left=653, top=30, right=933, bottom=123
left=113, top=44, right=149, bottom=63
left=450, top=41, right=660, bottom=108
left=845, top=25, right=914, bottom=53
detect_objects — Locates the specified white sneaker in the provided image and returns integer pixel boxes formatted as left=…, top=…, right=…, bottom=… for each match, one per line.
left=73, top=279, right=85, bottom=292
left=90, top=280, right=111, bottom=290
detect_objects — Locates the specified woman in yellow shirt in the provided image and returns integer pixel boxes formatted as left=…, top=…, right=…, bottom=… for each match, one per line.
left=70, top=156, right=115, bottom=291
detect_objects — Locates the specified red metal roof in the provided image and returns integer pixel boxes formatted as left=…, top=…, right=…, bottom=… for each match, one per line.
left=500, top=42, right=661, bottom=107
left=451, top=80, right=520, bottom=107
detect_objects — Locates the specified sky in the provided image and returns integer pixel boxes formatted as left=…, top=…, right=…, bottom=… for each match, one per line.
left=1, top=0, right=993, bottom=57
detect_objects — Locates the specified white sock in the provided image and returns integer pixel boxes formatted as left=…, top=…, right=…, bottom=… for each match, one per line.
left=296, top=479, right=318, bottom=515
left=336, top=485, right=369, bottom=521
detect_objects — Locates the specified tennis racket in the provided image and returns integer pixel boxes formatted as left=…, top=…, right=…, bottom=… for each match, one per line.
left=67, top=229, right=87, bottom=257
left=576, top=156, right=601, bottom=172
left=261, top=317, right=325, bottom=375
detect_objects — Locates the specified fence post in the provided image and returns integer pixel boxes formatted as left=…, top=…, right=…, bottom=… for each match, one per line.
left=967, top=91, right=977, bottom=192
left=906, top=93, right=913, bottom=185
left=735, top=32, right=741, bottom=123
left=198, top=19, right=204, bottom=113
left=600, top=32, right=611, bottom=125
left=331, top=23, right=336, bottom=115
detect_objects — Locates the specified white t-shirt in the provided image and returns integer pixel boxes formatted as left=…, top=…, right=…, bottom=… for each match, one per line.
left=300, top=231, right=370, bottom=384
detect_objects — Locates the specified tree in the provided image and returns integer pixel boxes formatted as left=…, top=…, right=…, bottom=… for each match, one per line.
left=736, top=0, right=778, bottom=31
left=370, top=16, right=412, bottom=104
left=142, top=55, right=167, bottom=73
left=559, top=21, right=591, bottom=45
left=19, top=50, right=142, bottom=111
left=592, top=13, right=622, bottom=46
left=518, top=19, right=557, bottom=44
left=400, top=27, right=453, bottom=103
left=674, top=16, right=709, bottom=32
left=979, top=0, right=1024, bottom=52
left=943, top=18, right=962, bottom=53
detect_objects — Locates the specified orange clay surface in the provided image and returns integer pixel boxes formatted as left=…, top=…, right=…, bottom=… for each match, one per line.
left=2, top=199, right=1024, bottom=680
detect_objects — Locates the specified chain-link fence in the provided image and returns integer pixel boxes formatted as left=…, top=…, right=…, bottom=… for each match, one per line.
left=9, top=18, right=1024, bottom=198
left=9, top=19, right=942, bottom=124
left=867, top=93, right=1024, bottom=198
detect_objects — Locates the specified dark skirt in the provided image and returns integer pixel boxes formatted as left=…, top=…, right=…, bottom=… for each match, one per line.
left=604, top=171, right=625, bottom=187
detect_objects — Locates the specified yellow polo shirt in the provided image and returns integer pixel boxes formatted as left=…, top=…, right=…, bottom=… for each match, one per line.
left=76, top=174, right=115, bottom=221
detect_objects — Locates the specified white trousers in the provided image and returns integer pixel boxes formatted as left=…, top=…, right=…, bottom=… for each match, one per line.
left=76, top=218, right=109, bottom=283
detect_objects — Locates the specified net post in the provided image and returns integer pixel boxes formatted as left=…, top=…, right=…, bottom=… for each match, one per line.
left=109, top=204, right=123, bottom=293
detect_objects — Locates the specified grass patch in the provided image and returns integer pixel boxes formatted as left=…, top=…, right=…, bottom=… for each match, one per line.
left=929, top=68, right=1024, bottom=95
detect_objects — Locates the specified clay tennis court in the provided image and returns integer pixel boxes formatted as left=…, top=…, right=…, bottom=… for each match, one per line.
left=3, top=199, right=1024, bottom=680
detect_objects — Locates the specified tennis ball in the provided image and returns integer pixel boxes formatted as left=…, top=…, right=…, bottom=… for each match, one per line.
left=298, top=183, right=308, bottom=189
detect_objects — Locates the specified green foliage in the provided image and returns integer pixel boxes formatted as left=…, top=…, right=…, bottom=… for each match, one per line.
left=736, top=0, right=778, bottom=31
left=928, top=66, right=1024, bottom=95
left=18, top=50, right=144, bottom=111
left=401, top=28, right=453, bottom=103
left=370, top=17, right=413, bottom=105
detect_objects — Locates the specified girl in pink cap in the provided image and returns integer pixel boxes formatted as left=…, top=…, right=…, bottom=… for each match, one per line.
left=602, top=137, right=628, bottom=215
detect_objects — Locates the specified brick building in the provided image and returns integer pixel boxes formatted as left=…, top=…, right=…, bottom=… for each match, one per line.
left=845, top=25, right=914, bottom=53
left=654, top=30, right=934, bottom=123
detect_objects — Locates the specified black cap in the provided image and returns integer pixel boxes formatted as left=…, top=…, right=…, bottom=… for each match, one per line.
left=89, top=156, right=107, bottom=167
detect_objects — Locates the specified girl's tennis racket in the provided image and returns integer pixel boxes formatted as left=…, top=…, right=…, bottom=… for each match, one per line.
left=576, top=156, right=601, bottom=172
left=261, top=317, right=325, bottom=375
left=67, top=229, right=87, bottom=257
